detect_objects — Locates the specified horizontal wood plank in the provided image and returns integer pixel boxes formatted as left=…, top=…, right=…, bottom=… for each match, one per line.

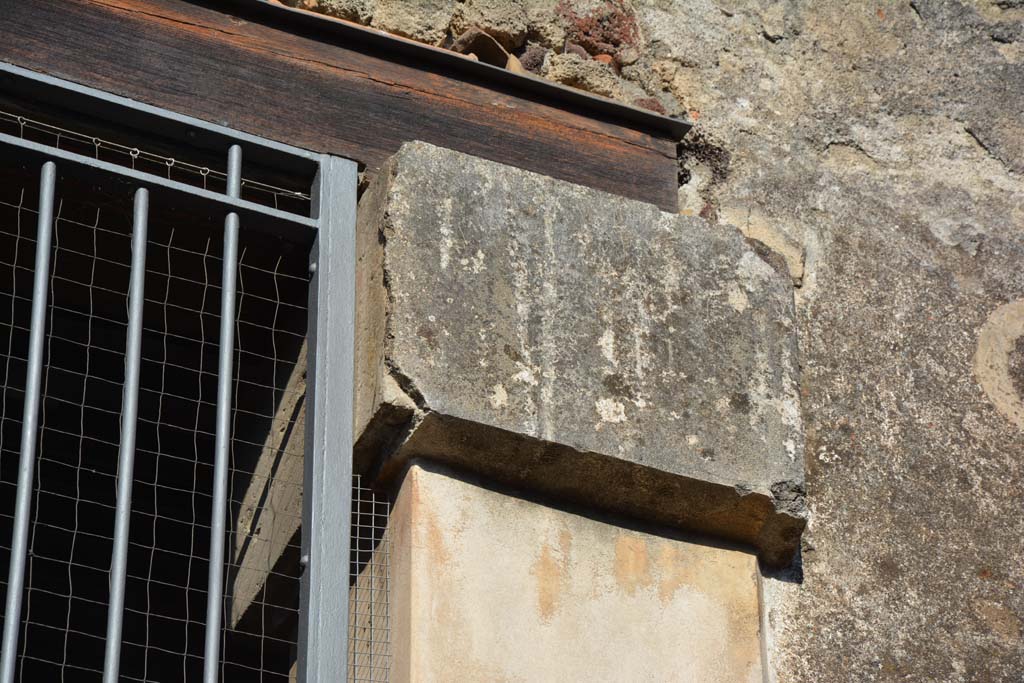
left=0, top=0, right=680, bottom=210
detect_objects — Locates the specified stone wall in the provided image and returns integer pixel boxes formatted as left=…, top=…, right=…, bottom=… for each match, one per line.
left=353, top=140, right=802, bottom=680
left=385, top=460, right=764, bottom=682
left=295, top=0, right=1024, bottom=679
left=356, top=141, right=806, bottom=569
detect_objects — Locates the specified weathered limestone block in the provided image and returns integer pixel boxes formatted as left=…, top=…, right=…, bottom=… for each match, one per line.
left=356, top=141, right=805, bottom=566
left=381, top=461, right=763, bottom=682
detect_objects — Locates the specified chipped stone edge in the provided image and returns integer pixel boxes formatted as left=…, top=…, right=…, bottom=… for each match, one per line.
left=352, top=142, right=806, bottom=568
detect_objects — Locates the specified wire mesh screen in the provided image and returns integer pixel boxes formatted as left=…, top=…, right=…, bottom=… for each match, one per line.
left=222, top=242, right=309, bottom=680
left=0, top=110, right=313, bottom=216
left=0, top=163, right=312, bottom=681
left=0, top=186, right=27, bottom=654
left=0, top=187, right=29, bottom=668
left=0, top=70, right=371, bottom=681
left=349, top=475, right=390, bottom=683
left=2, top=186, right=132, bottom=681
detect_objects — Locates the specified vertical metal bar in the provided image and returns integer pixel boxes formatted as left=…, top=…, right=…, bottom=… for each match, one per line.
left=0, top=161, right=56, bottom=683
left=203, top=144, right=242, bottom=683
left=225, top=144, right=242, bottom=199
left=298, top=155, right=358, bottom=682
left=102, top=187, right=149, bottom=683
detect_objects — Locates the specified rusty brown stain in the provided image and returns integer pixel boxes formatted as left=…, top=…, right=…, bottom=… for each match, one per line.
left=654, top=543, right=695, bottom=605
left=558, top=529, right=572, bottom=556
left=975, top=601, right=1023, bottom=646
left=422, top=510, right=451, bottom=567
left=656, top=540, right=761, bottom=672
left=531, top=529, right=572, bottom=623
left=409, top=470, right=451, bottom=567
left=613, top=534, right=653, bottom=594
left=725, top=564, right=762, bottom=671
left=532, top=544, right=561, bottom=622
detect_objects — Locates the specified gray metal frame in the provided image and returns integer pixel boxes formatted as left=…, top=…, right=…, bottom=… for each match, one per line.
left=0, top=62, right=357, bottom=682
left=298, top=156, right=358, bottom=683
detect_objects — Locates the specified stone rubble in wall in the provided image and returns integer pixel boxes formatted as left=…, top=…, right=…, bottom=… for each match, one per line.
left=282, top=0, right=684, bottom=116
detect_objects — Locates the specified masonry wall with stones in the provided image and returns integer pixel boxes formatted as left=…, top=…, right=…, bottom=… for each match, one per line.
left=289, top=0, right=1024, bottom=680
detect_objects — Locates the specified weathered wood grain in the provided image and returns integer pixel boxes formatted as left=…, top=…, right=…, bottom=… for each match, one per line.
left=230, top=344, right=306, bottom=631
left=0, top=0, right=681, bottom=210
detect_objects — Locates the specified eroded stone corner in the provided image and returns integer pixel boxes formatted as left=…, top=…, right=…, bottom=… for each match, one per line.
left=353, top=140, right=806, bottom=567
left=352, top=151, right=426, bottom=474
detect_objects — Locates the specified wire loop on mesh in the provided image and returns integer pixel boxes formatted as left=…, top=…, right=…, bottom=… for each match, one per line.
left=0, top=110, right=311, bottom=211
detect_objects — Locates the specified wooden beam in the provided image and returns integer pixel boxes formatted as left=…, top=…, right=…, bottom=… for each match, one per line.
left=0, top=0, right=681, bottom=211
left=230, top=344, right=306, bottom=631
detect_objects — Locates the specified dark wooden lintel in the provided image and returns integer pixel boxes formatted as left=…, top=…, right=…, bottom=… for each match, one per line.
left=0, top=0, right=682, bottom=211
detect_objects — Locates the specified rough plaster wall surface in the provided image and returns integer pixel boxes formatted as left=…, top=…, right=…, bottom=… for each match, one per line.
left=391, top=461, right=763, bottom=683
left=295, top=0, right=1024, bottom=679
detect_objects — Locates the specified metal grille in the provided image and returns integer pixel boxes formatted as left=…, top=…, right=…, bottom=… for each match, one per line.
left=0, top=110, right=312, bottom=215
left=222, top=244, right=308, bottom=680
left=12, top=190, right=130, bottom=681
left=0, top=63, right=362, bottom=682
left=0, top=162, right=308, bottom=681
left=0, top=192, right=28, bottom=671
left=348, top=476, right=390, bottom=682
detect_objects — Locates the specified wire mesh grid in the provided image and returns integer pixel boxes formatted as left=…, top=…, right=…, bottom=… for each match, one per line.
left=349, top=475, right=391, bottom=683
left=220, top=237, right=310, bottom=682
left=1, top=118, right=379, bottom=680
left=5, top=187, right=132, bottom=682
left=0, top=168, right=311, bottom=680
left=0, top=184, right=45, bottom=676
left=0, top=110, right=312, bottom=216
left=0, top=186, right=26, bottom=579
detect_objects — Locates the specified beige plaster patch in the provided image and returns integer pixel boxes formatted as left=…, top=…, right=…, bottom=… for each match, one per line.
left=974, top=299, right=1024, bottom=431
left=531, top=529, right=571, bottom=623
left=387, top=463, right=763, bottom=682
left=720, top=205, right=805, bottom=285
left=613, top=535, right=653, bottom=595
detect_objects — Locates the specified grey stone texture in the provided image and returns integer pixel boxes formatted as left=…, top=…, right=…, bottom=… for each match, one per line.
left=356, top=141, right=805, bottom=568
left=303, top=0, right=1024, bottom=678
